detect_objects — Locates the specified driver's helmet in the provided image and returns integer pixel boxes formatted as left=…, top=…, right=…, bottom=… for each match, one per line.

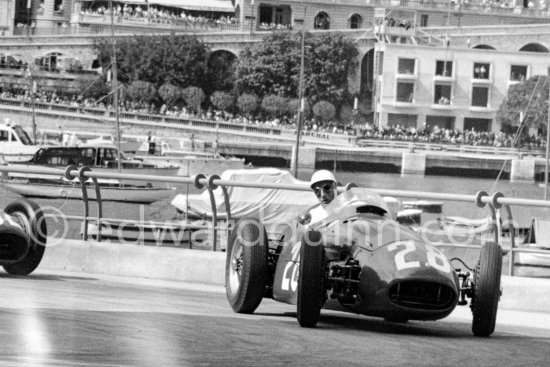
left=310, top=169, right=336, bottom=188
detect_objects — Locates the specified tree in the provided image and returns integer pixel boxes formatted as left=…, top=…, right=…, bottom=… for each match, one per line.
left=126, top=80, right=157, bottom=105
left=261, top=94, right=288, bottom=118
left=237, top=93, right=259, bottom=116
left=288, top=98, right=311, bottom=119
left=158, top=83, right=182, bottom=108
left=496, top=75, right=548, bottom=132
left=182, top=86, right=205, bottom=114
left=312, top=101, right=336, bottom=123
left=234, top=31, right=358, bottom=111
left=210, top=91, right=234, bottom=112
left=94, top=34, right=210, bottom=91
left=79, top=77, right=110, bottom=100
left=205, top=51, right=237, bottom=94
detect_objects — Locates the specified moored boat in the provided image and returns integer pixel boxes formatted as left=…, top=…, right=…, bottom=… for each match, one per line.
left=0, top=178, right=175, bottom=204
left=5, top=144, right=180, bottom=186
left=0, top=122, right=42, bottom=162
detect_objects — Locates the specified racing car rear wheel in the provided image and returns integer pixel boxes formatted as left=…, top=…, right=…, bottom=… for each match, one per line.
left=297, top=230, right=326, bottom=328
left=471, top=241, right=502, bottom=337
left=225, top=217, right=268, bottom=313
left=2, top=199, right=47, bottom=276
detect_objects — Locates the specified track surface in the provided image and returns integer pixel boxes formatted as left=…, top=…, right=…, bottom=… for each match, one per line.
left=0, top=271, right=548, bottom=367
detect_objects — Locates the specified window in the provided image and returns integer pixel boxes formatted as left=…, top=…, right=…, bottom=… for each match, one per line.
left=464, top=118, right=491, bottom=132
left=388, top=113, right=417, bottom=128
left=38, top=52, right=63, bottom=72
left=0, top=131, right=8, bottom=142
left=350, top=14, right=362, bottom=29
left=472, top=86, right=489, bottom=107
left=54, top=0, right=64, bottom=15
left=434, top=84, right=452, bottom=105
left=420, top=14, right=428, bottom=27
left=314, top=12, right=330, bottom=30
left=510, top=65, right=528, bottom=81
left=398, top=58, right=415, bottom=75
left=396, top=82, right=414, bottom=102
left=426, top=115, right=455, bottom=130
left=473, top=62, right=490, bottom=79
left=435, top=60, right=453, bottom=77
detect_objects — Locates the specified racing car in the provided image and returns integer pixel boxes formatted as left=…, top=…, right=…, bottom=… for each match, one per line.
left=225, top=188, right=502, bottom=337
left=0, top=199, right=47, bottom=275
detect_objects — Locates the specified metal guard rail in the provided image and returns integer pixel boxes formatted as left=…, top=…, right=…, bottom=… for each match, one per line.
left=0, top=164, right=548, bottom=275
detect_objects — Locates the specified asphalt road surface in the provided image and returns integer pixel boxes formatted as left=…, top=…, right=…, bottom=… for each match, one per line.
left=0, top=271, right=548, bottom=367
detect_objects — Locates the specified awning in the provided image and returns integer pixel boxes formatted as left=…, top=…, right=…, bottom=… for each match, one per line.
left=79, top=0, right=235, bottom=13
left=147, top=0, right=235, bottom=13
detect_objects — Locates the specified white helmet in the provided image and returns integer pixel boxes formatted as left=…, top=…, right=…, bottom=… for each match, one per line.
left=310, top=169, right=336, bottom=188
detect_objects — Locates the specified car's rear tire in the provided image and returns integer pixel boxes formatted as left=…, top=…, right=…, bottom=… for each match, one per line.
left=2, top=199, right=47, bottom=276
left=471, top=241, right=502, bottom=337
left=297, top=230, right=326, bottom=328
left=225, top=217, right=268, bottom=313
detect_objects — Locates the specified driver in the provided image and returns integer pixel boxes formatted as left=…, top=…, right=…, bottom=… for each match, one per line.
left=308, top=169, right=338, bottom=224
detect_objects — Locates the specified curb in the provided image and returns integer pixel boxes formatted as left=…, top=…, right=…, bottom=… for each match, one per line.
left=40, top=238, right=225, bottom=285
left=39, top=238, right=549, bottom=314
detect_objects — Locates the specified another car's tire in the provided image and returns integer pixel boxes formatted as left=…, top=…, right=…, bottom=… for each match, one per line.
left=225, top=217, right=268, bottom=313
left=471, top=241, right=502, bottom=337
left=2, top=199, right=47, bottom=276
left=297, top=230, right=326, bottom=328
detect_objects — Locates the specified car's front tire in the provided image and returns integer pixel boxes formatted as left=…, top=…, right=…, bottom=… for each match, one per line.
left=297, top=230, right=326, bottom=328
left=225, top=217, right=268, bottom=313
left=2, top=199, right=47, bottom=276
left=471, top=241, right=502, bottom=337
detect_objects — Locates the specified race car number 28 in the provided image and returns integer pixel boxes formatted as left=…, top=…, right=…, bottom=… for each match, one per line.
left=387, top=241, right=451, bottom=273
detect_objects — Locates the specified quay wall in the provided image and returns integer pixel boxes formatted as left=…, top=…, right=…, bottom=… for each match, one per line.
left=38, top=238, right=550, bottom=314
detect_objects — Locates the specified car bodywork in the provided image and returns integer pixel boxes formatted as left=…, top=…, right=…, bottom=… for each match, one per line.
left=0, top=199, right=47, bottom=275
left=226, top=188, right=502, bottom=337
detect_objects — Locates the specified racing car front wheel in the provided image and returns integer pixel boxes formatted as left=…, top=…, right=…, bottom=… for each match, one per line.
left=2, top=199, right=47, bottom=276
left=297, top=230, right=326, bottom=328
left=225, top=217, right=268, bottom=313
left=471, top=241, right=502, bottom=337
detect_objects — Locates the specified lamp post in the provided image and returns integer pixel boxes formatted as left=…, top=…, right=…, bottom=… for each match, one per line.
left=24, top=66, right=37, bottom=144
left=250, top=0, right=255, bottom=33
left=545, top=79, right=550, bottom=200
left=292, top=1, right=307, bottom=178
left=108, top=0, right=122, bottom=172
left=26, top=0, right=31, bottom=36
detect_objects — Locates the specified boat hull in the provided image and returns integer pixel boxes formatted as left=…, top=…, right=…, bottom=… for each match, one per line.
left=134, top=155, right=247, bottom=177
left=0, top=180, right=175, bottom=204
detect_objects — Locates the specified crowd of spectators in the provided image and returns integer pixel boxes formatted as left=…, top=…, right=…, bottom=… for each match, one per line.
left=80, top=4, right=237, bottom=29
left=359, top=124, right=545, bottom=150
left=0, top=86, right=546, bottom=150
left=258, top=23, right=293, bottom=31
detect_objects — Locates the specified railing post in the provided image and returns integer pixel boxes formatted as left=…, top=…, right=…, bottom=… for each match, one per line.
left=64, top=164, right=90, bottom=240
left=88, top=169, right=103, bottom=242
left=474, top=190, right=499, bottom=243
left=210, top=174, right=232, bottom=250
left=194, top=174, right=217, bottom=250
left=205, top=175, right=222, bottom=251
left=501, top=204, right=516, bottom=276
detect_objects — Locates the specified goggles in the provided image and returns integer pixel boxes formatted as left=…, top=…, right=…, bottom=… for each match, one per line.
left=313, top=183, right=334, bottom=197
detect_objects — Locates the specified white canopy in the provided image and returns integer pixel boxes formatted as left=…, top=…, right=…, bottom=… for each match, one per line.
left=147, top=0, right=234, bottom=13
left=83, top=0, right=236, bottom=13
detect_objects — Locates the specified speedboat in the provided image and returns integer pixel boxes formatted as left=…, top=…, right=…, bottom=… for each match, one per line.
left=0, top=144, right=180, bottom=203
left=0, top=123, right=41, bottom=162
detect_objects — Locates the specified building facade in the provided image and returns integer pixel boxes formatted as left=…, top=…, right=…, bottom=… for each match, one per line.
left=373, top=41, right=550, bottom=132
left=2, top=0, right=550, bottom=132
